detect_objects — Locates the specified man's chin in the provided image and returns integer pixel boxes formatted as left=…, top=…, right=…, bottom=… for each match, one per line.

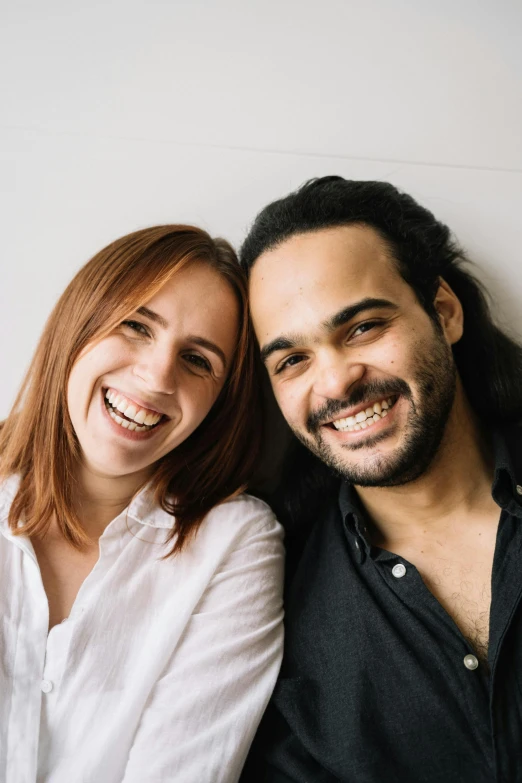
left=324, top=441, right=437, bottom=487
left=301, top=429, right=425, bottom=487
left=291, top=424, right=427, bottom=487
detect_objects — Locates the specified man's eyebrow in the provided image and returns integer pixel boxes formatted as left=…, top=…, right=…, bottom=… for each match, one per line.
left=137, top=306, right=169, bottom=330
left=259, top=298, right=398, bottom=364
left=323, top=298, right=398, bottom=331
left=260, top=337, right=300, bottom=364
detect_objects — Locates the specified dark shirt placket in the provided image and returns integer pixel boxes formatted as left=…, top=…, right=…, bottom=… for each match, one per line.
left=369, top=543, right=495, bottom=776
left=247, top=428, right=522, bottom=783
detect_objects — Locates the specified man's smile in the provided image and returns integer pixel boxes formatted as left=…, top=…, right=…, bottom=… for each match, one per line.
left=326, top=395, right=398, bottom=433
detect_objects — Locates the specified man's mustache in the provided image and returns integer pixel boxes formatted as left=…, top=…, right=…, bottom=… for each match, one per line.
left=306, top=379, right=411, bottom=433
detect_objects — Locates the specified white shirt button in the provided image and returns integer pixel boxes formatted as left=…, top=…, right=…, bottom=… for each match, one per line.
left=392, top=563, right=407, bottom=578
left=516, top=485, right=522, bottom=496
left=41, top=680, right=53, bottom=693
left=463, top=654, right=479, bottom=670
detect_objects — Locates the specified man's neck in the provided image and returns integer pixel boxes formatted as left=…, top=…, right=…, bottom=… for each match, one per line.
left=356, top=392, right=496, bottom=547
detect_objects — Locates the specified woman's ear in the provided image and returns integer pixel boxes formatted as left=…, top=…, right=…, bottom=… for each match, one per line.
left=433, top=277, right=464, bottom=345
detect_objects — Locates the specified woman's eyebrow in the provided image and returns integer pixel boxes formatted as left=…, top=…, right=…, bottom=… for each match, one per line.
left=136, top=308, right=227, bottom=367
left=136, top=306, right=169, bottom=329
left=188, top=337, right=228, bottom=369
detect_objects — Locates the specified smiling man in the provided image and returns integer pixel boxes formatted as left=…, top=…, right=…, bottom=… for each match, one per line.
left=240, top=177, right=522, bottom=782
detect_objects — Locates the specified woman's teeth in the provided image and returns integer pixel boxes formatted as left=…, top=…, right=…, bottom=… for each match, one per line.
left=105, top=389, right=162, bottom=432
left=332, top=398, right=394, bottom=432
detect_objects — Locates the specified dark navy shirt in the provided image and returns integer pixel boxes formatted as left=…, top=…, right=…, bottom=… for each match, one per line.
left=243, top=429, right=522, bottom=782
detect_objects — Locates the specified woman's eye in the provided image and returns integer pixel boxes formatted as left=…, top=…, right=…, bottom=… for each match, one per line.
left=121, top=320, right=150, bottom=337
left=185, top=354, right=212, bottom=372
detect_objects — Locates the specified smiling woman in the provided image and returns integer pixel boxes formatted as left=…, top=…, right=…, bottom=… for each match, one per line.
left=0, top=226, right=284, bottom=783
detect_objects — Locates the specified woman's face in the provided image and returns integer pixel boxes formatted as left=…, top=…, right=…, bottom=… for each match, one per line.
left=67, top=261, right=240, bottom=482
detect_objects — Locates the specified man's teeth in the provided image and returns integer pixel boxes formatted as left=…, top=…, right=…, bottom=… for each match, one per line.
left=332, top=398, right=393, bottom=432
left=105, top=390, right=162, bottom=431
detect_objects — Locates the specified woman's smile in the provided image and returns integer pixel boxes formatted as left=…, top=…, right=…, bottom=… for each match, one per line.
left=100, top=386, right=170, bottom=441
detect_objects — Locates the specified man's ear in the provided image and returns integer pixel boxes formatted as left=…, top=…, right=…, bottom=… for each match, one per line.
left=433, top=277, right=464, bottom=345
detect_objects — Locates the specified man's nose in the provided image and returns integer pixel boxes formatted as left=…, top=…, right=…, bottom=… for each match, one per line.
left=312, top=352, right=365, bottom=401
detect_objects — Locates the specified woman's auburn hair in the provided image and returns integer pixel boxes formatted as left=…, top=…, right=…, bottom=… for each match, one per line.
left=0, top=225, right=262, bottom=555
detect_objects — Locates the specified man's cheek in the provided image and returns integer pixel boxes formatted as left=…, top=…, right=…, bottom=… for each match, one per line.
left=276, top=388, right=302, bottom=429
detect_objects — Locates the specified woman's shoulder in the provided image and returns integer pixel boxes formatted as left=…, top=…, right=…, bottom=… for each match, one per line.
left=197, top=493, right=284, bottom=577
left=204, top=491, right=282, bottom=541
left=137, top=489, right=283, bottom=555
left=207, top=492, right=280, bottom=530
left=221, top=490, right=275, bottom=514
left=193, top=493, right=283, bottom=550
left=0, top=474, right=20, bottom=519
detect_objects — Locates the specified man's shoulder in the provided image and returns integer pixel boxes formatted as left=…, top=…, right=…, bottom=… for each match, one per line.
left=280, top=482, right=344, bottom=591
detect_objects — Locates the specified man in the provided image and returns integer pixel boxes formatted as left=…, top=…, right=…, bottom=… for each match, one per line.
left=240, top=177, right=522, bottom=782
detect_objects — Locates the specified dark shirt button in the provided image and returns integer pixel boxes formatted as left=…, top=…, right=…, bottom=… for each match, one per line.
left=392, top=563, right=407, bottom=578
left=463, top=654, right=479, bottom=670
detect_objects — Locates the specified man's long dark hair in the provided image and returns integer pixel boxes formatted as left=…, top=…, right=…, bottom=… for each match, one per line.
left=241, top=176, right=522, bottom=533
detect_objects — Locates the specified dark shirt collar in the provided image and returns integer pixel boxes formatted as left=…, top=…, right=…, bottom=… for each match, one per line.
left=490, top=426, right=522, bottom=516
left=339, top=426, right=522, bottom=562
left=338, top=482, right=371, bottom=562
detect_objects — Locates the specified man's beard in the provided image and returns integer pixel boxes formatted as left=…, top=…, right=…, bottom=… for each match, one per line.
left=293, top=330, right=457, bottom=488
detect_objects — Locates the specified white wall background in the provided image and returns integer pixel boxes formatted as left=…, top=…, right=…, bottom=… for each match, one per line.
left=1, top=0, right=521, bottom=417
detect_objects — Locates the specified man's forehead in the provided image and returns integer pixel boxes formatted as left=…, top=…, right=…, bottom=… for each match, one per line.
left=250, top=225, right=398, bottom=289
left=249, top=225, right=404, bottom=322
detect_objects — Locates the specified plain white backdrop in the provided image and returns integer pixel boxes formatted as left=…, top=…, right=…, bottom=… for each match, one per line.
left=1, top=0, right=521, bottom=416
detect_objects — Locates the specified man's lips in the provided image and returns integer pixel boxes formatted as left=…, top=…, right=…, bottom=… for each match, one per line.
left=323, top=394, right=398, bottom=427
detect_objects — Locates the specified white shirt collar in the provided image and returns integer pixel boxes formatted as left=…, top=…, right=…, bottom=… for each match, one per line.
left=0, top=475, right=176, bottom=530
left=126, top=485, right=176, bottom=529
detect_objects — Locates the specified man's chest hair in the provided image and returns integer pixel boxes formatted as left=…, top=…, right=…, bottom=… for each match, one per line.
left=397, top=529, right=496, bottom=663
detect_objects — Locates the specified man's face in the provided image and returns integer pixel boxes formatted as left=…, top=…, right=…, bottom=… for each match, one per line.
left=249, top=225, right=461, bottom=487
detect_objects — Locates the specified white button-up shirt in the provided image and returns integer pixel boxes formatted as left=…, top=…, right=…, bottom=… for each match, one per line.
left=0, top=476, right=284, bottom=783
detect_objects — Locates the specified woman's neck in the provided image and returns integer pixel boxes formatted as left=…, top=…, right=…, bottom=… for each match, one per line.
left=74, top=463, right=153, bottom=539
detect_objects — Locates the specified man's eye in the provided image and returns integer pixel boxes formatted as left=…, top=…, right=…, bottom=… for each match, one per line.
left=121, top=320, right=150, bottom=337
left=352, top=320, right=380, bottom=338
left=275, top=355, right=306, bottom=374
left=185, top=354, right=211, bottom=372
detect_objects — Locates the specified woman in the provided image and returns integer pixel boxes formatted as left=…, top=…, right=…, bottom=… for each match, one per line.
left=0, top=225, right=284, bottom=782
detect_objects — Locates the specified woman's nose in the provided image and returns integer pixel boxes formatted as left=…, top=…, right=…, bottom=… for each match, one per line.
left=132, top=352, right=177, bottom=395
